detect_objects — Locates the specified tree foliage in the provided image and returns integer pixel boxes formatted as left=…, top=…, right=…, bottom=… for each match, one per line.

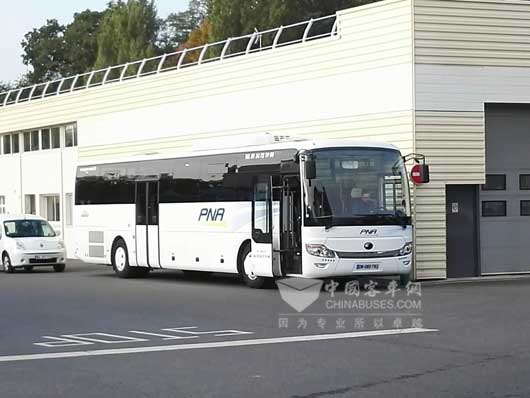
left=63, top=10, right=104, bottom=76
left=209, top=0, right=379, bottom=42
left=21, top=19, right=65, bottom=83
left=158, top=0, right=209, bottom=52
left=94, top=0, right=159, bottom=69
left=20, top=11, right=104, bottom=84
left=0, top=81, right=13, bottom=93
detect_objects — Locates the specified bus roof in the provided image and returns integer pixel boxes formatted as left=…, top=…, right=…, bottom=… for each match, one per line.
left=77, top=138, right=401, bottom=167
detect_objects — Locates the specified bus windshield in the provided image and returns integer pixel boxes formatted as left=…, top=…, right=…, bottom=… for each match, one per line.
left=304, top=148, right=411, bottom=227
left=3, top=219, right=57, bottom=238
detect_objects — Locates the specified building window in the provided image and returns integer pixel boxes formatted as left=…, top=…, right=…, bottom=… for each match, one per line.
left=31, top=130, right=39, bottom=151
left=12, top=133, right=19, bottom=153
left=24, top=131, right=40, bottom=152
left=65, top=125, right=77, bottom=147
left=65, top=193, right=73, bottom=226
left=0, top=196, right=5, bottom=214
left=24, top=194, right=36, bottom=215
left=41, top=128, right=51, bottom=150
left=3, top=134, right=11, bottom=154
left=520, top=175, right=530, bottom=190
left=23, top=132, right=30, bottom=152
left=481, top=175, right=506, bottom=191
left=521, top=201, right=530, bottom=217
left=482, top=201, right=507, bottom=217
left=41, top=195, right=60, bottom=221
left=51, top=127, right=60, bottom=149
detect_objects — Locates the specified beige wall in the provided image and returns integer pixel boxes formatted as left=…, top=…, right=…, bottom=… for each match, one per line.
left=414, top=0, right=530, bottom=67
left=412, top=0, right=530, bottom=278
left=413, top=111, right=485, bottom=279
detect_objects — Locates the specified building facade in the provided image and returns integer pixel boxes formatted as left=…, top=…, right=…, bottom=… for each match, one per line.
left=1, top=0, right=530, bottom=279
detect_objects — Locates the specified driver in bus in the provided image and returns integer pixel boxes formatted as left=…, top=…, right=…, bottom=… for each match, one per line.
left=350, top=187, right=376, bottom=214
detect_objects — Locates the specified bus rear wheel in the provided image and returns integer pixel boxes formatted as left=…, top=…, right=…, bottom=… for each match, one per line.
left=239, top=243, right=269, bottom=289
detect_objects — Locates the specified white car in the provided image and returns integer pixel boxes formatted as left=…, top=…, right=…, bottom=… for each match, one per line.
left=0, top=214, right=66, bottom=273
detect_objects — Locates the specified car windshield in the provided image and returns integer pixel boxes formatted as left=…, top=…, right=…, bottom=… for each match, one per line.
left=304, top=148, right=411, bottom=227
left=3, top=219, right=56, bottom=238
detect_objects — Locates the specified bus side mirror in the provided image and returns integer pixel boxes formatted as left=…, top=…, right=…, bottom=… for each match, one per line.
left=411, top=164, right=430, bottom=184
left=304, top=159, right=316, bottom=180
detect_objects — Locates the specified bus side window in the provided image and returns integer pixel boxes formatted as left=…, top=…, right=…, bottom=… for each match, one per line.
left=253, top=181, right=271, bottom=237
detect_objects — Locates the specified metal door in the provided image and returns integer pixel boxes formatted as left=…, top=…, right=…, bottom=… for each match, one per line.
left=135, top=181, right=160, bottom=268
left=446, top=185, right=478, bottom=278
left=249, top=176, right=276, bottom=278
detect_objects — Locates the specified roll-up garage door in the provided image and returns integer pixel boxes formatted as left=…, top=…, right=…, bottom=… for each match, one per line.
left=481, top=104, right=530, bottom=274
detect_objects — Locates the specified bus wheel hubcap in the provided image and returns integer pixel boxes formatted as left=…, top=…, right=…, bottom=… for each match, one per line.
left=3, top=258, right=9, bottom=270
left=115, top=248, right=126, bottom=271
left=243, top=252, right=258, bottom=281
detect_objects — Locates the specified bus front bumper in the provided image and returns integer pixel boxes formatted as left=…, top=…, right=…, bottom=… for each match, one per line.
left=302, top=254, right=412, bottom=279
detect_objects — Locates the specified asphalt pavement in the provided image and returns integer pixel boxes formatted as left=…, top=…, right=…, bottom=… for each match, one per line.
left=0, top=261, right=529, bottom=397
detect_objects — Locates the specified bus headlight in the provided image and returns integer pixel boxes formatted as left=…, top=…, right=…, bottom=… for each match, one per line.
left=57, top=241, right=65, bottom=249
left=16, top=241, right=26, bottom=250
left=399, top=242, right=413, bottom=256
left=306, top=244, right=336, bottom=258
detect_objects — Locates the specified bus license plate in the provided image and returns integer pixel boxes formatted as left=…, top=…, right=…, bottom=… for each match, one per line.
left=355, top=263, right=380, bottom=271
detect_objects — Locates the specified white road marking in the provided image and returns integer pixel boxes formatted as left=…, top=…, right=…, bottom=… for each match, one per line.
left=128, top=331, right=198, bottom=340
left=2, top=328, right=437, bottom=363
left=34, top=336, right=95, bottom=348
left=162, top=327, right=254, bottom=337
left=61, top=333, right=149, bottom=344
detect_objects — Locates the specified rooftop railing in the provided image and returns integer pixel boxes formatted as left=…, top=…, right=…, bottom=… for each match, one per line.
left=0, top=14, right=338, bottom=108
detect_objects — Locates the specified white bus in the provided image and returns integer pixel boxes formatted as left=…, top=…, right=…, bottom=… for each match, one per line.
left=74, top=136, right=428, bottom=288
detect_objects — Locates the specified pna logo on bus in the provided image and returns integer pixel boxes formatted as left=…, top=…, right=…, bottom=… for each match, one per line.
left=198, top=208, right=226, bottom=223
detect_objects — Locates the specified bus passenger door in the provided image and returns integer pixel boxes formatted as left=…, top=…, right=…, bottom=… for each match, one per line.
left=135, top=181, right=160, bottom=268
left=250, top=176, right=277, bottom=278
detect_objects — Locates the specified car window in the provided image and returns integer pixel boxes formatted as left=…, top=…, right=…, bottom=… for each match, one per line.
left=3, top=220, right=56, bottom=238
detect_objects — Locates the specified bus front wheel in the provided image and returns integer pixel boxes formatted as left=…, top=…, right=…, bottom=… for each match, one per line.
left=112, top=239, right=137, bottom=278
left=239, top=243, right=270, bottom=289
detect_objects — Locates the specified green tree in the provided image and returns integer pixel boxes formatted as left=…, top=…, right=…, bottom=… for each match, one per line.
left=21, top=19, right=65, bottom=83
left=63, top=10, right=104, bottom=75
left=159, top=0, right=209, bottom=51
left=0, top=81, right=13, bottom=93
left=20, top=11, right=104, bottom=84
left=209, top=0, right=380, bottom=42
left=94, top=0, right=160, bottom=69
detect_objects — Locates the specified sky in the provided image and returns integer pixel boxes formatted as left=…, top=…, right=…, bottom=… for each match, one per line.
left=0, top=0, right=189, bottom=83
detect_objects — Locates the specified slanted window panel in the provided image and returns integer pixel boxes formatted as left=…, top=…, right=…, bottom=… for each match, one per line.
left=520, top=175, right=530, bottom=190
left=481, top=174, right=506, bottom=191
left=12, top=134, right=19, bottom=153
left=521, top=201, right=530, bottom=217
left=30, top=130, right=39, bottom=151
left=51, top=127, right=60, bottom=148
left=23, top=132, right=31, bottom=152
left=3, top=135, right=11, bottom=154
left=41, top=129, right=51, bottom=150
left=482, top=201, right=507, bottom=217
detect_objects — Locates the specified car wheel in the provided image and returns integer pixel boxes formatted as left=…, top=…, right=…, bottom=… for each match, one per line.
left=239, top=244, right=269, bottom=289
left=53, top=264, right=66, bottom=272
left=2, top=254, right=14, bottom=274
left=24, top=266, right=34, bottom=273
